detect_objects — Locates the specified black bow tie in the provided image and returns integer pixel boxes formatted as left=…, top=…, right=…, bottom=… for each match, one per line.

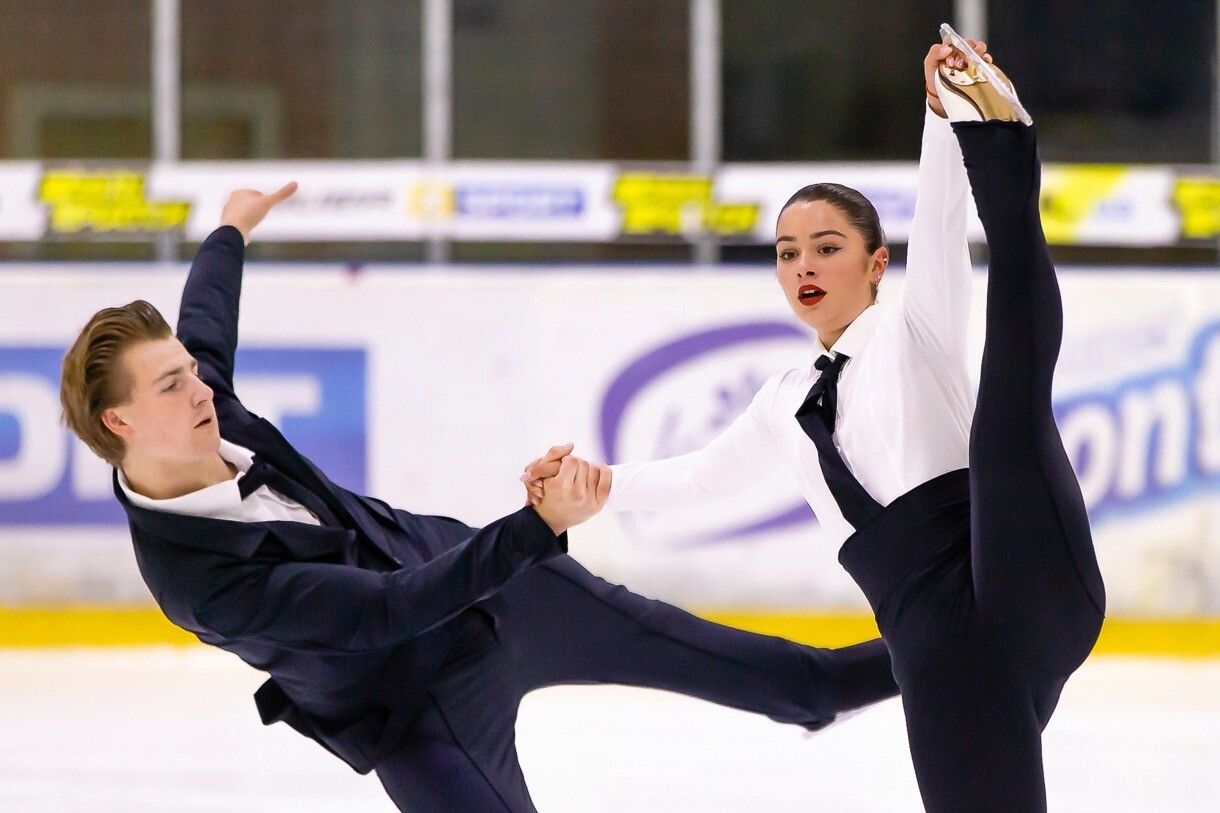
left=237, top=457, right=342, bottom=527
left=802, top=353, right=851, bottom=433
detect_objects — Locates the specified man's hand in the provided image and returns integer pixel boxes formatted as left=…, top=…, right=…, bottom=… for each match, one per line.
left=220, top=182, right=298, bottom=245
left=521, top=443, right=571, bottom=506
left=530, top=453, right=612, bottom=536
left=521, top=443, right=614, bottom=509
left=923, top=37, right=991, bottom=119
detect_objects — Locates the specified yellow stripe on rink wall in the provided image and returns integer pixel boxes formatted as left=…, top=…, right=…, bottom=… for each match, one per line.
left=1, top=606, right=1218, bottom=656
left=698, top=612, right=1220, bottom=659
left=0, top=607, right=198, bottom=647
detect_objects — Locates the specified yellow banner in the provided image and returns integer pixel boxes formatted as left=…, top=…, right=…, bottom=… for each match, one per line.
left=612, top=173, right=759, bottom=237
left=1038, top=165, right=1128, bottom=245
left=1174, top=177, right=1220, bottom=240
left=39, top=170, right=190, bottom=234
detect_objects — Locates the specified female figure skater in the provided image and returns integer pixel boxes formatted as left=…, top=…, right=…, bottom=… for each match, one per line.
left=527, top=29, right=1104, bottom=812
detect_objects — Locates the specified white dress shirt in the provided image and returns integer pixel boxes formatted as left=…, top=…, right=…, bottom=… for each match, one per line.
left=606, top=107, right=976, bottom=548
left=118, top=439, right=322, bottom=526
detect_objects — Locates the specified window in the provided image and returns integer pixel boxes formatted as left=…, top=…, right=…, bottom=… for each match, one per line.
left=722, top=0, right=956, bottom=161
left=0, top=0, right=151, bottom=159
left=452, top=0, right=690, bottom=160
left=181, top=0, right=423, bottom=159
left=989, top=0, right=1214, bottom=163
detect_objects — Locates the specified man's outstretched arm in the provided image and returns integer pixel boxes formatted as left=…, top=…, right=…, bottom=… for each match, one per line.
left=194, top=457, right=610, bottom=653
left=176, top=183, right=297, bottom=399
left=195, top=506, right=567, bottom=653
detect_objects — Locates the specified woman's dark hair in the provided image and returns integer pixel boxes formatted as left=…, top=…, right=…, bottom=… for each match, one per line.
left=779, top=182, right=887, bottom=302
left=779, top=183, right=887, bottom=252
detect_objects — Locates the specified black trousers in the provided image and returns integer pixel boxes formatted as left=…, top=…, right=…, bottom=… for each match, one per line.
left=838, top=121, right=1106, bottom=813
left=957, top=120, right=1107, bottom=636
left=374, top=556, right=897, bottom=812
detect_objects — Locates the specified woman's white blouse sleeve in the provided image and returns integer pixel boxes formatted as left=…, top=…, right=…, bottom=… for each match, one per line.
left=900, top=104, right=974, bottom=359
left=605, top=372, right=789, bottom=512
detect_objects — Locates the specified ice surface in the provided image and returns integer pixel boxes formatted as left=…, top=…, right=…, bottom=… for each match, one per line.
left=1, top=649, right=1216, bottom=812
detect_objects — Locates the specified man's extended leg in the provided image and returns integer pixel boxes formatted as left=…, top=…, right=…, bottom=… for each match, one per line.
left=488, top=556, right=897, bottom=727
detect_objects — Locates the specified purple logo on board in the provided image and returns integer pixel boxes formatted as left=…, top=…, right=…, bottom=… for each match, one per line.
left=599, top=321, right=816, bottom=547
left=598, top=314, right=1220, bottom=544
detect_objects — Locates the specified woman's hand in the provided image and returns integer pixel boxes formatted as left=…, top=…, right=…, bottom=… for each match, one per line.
left=923, top=38, right=991, bottom=118
left=531, top=455, right=613, bottom=536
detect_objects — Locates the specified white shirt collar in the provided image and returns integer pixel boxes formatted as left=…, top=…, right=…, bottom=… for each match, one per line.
left=813, top=302, right=886, bottom=366
left=117, top=439, right=256, bottom=517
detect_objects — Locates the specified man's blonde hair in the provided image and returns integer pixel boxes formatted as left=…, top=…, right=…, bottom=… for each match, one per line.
left=60, top=300, right=172, bottom=466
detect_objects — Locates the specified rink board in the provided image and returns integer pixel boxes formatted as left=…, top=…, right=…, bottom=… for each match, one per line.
left=2, top=264, right=1219, bottom=635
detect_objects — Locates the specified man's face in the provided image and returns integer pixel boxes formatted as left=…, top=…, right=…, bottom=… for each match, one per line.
left=105, top=337, right=220, bottom=465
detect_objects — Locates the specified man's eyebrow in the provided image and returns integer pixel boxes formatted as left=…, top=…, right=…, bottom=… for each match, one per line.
left=152, top=366, right=185, bottom=385
left=152, top=359, right=197, bottom=385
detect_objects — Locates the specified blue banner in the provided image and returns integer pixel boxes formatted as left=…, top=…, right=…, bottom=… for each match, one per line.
left=0, top=347, right=366, bottom=526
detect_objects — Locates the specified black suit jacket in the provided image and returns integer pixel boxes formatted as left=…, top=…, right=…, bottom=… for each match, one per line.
left=118, top=226, right=567, bottom=774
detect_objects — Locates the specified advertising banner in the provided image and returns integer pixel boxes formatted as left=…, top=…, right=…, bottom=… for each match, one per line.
left=0, top=161, right=1212, bottom=245
left=39, top=168, right=190, bottom=238
left=410, top=163, right=619, bottom=241
left=149, top=162, right=424, bottom=241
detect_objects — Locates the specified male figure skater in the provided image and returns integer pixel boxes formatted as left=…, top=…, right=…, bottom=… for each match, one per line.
left=60, top=184, right=897, bottom=811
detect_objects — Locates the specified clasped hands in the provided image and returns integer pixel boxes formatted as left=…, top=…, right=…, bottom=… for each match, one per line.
left=520, top=444, right=613, bottom=537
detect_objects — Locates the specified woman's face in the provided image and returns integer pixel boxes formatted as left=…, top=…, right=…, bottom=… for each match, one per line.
left=775, top=199, right=888, bottom=338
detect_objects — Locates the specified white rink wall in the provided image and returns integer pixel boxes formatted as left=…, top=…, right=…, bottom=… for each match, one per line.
left=1, top=264, right=1218, bottom=616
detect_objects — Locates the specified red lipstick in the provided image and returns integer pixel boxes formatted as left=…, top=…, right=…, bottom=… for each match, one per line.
left=797, top=284, right=826, bottom=306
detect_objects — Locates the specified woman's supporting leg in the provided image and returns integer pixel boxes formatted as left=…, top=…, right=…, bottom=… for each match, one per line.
left=902, top=651, right=1048, bottom=813
left=954, top=120, right=1104, bottom=666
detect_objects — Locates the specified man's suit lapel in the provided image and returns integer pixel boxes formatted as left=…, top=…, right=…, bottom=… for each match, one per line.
left=116, top=471, right=358, bottom=563
left=220, top=411, right=401, bottom=566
